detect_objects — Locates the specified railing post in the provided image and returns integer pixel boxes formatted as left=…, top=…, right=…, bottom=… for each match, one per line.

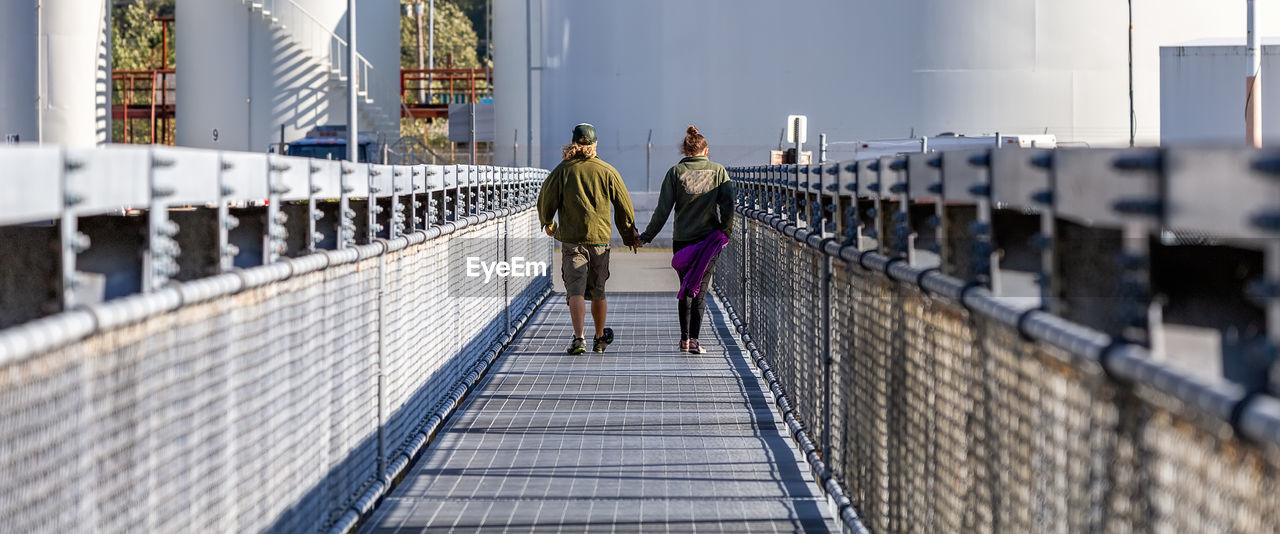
left=339, top=162, right=354, bottom=249
left=145, top=152, right=174, bottom=291
left=821, top=251, right=833, bottom=460
left=126, top=76, right=134, bottom=142
left=306, top=162, right=320, bottom=252
left=61, top=155, right=81, bottom=310
left=375, top=252, right=387, bottom=479
left=742, top=196, right=750, bottom=328
left=367, top=166, right=380, bottom=242
left=149, top=72, right=157, bottom=145
left=503, top=169, right=512, bottom=338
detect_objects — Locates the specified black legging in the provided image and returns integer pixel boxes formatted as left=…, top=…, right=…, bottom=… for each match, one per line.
left=673, top=239, right=720, bottom=340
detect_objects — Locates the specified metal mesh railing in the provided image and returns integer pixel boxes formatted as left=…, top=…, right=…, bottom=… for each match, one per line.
left=0, top=205, right=552, bottom=533
left=716, top=211, right=1280, bottom=534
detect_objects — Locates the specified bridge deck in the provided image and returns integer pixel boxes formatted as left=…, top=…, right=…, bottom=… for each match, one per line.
left=363, top=292, right=835, bottom=533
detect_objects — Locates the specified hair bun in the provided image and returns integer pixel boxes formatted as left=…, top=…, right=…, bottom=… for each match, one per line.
left=681, top=125, right=708, bottom=156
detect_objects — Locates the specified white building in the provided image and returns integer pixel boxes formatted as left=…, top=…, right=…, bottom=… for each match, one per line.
left=496, top=0, right=1246, bottom=191
left=1161, top=38, right=1280, bottom=146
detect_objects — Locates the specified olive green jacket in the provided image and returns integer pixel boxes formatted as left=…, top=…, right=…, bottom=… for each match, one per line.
left=640, top=156, right=734, bottom=243
left=537, top=156, right=637, bottom=246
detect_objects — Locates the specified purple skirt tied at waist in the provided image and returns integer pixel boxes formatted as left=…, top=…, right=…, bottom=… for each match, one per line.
left=670, top=230, right=729, bottom=299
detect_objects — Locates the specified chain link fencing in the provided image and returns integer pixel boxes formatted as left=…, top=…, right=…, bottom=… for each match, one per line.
left=716, top=209, right=1280, bottom=534
left=0, top=201, right=552, bottom=533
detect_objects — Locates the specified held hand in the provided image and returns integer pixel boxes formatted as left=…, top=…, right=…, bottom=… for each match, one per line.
left=544, top=225, right=555, bottom=237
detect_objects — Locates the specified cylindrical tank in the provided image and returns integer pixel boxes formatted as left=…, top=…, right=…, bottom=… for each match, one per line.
left=494, top=0, right=542, bottom=167
left=176, top=0, right=250, bottom=150
left=0, top=0, right=110, bottom=146
left=290, top=0, right=346, bottom=62
left=41, top=0, right=112, bottom=146
left=178, top=0, right=399, bottom=152
left=0, top=2, right=39, bottom=143
left=291, top=0, right=399, bottom=135
left=496, top=0, right=1244, bottom=189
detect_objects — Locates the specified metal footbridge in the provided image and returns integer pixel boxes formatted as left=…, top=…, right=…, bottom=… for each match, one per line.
left=4, top=143, right=1280, bottom=533
left=363, top=293, right=833, bottom=532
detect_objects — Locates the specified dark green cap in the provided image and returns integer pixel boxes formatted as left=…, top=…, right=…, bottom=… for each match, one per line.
left=572, top=123, right=597, bottom=145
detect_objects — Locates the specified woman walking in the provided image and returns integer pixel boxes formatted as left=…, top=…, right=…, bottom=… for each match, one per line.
left=638, top=126, right=734, bottom=354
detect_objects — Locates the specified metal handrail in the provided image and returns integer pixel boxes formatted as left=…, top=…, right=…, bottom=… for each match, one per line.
left=719, top=196, right=1280, bottom=533
left=0, top=144, right=554, bottom=532
left=111, top=69, right=176, bottom=144
left=401, top=68, right=494, bottom=106
left=0, top=142, right=551, bottom=319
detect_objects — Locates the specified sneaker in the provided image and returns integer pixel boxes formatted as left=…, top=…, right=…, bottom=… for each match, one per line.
left=567, top=337, right=587, bottom=355
left=687, top=338, right=706, bottom=354
left=593, top=328, right=613, bottom=353
left=679, top=339, right=689, bottom=352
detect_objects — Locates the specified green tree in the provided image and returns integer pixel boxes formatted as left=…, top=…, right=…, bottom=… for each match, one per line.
left=399, top=1, right=488, bottom=163
left=112, top=0, right=173, bottom=70
left=450, top=0, right=489, bottom=63
left=400, top=1, right=481, bottom=70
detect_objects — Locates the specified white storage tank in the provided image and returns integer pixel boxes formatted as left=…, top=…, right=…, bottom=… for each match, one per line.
left=0, top=0, right=111, bottom=146
left=176, top=0, right=400, bottom=152
left=496, top=0, right=1243, bottom=189
left=0, top=2, right=39, bottom=143
left=494, top=0, right=543, bottom=168
left=1161, top=39, right=1280, bottom=146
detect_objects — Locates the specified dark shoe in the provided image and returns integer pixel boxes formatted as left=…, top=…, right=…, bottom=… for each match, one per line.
left=593, top=328, right=614, bottom=353
left=567, top=337, right=587, bottom=355
left=687, top=338, right=706, bottom=354
left=679, top=339, right=689, bottom=352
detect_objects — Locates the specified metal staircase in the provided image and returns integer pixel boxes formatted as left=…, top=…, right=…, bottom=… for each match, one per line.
left=242, top=0, right=400, bottom=136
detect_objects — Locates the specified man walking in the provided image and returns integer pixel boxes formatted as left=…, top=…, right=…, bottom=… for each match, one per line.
left=538, top=123, right=639, bottom=354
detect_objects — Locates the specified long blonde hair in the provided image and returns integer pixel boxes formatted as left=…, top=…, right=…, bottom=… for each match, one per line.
left=561, top=142, right=597, bottom=161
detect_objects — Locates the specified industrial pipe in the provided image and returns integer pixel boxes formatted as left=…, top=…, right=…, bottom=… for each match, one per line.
left=1247, top=0, right=1262, bottom=148
left=347, top=0, right=358, bottom=162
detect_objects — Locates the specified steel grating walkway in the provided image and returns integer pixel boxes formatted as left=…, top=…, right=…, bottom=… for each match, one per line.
left=362, top=292, right=836, bottom=533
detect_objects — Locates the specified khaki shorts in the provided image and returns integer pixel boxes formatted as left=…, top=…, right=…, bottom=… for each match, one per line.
left=561, top=244, right=610, bottom=301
